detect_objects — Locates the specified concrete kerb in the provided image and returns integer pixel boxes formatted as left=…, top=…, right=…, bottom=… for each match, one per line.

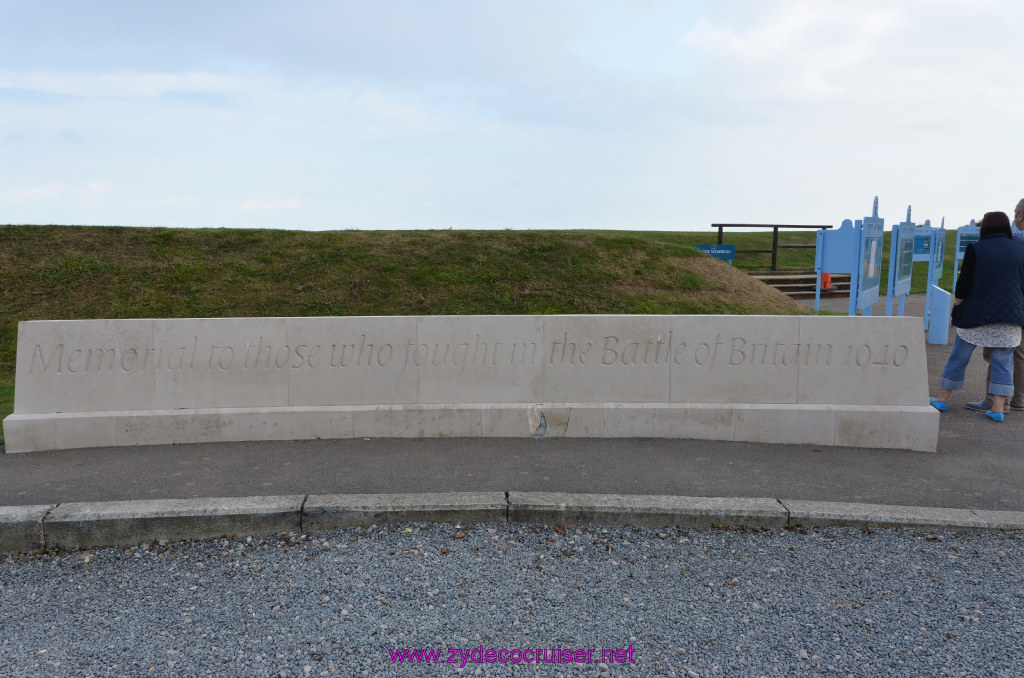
left=43, top=496, right=306, bottom=551
left=303, top=492, right=508, bottom=531
left=0, top=504, right=52, bottom=553
left=507, top=492, right=789, bottom=528
left=4, top=493, right=1024, bottom=554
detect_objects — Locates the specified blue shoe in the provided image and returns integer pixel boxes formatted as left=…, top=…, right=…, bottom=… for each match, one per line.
left=986, top=411, right=1005, bottom=422
left=929, top=398, right=948, bottom=412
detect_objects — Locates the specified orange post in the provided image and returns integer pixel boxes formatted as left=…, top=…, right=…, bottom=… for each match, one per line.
left=820, top=272, right=833, bottom=291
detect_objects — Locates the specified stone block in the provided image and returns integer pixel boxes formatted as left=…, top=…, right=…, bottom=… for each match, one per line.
left=43, top=496, right=305, bottom=550
left=604, top=404, right=657, bottom=438
left=55, top=412, right=117, bottom=450
left=481, top=405, right=536, bottom=437
left=2, top=415, right=59, bottom=454
left=508, top=492, right=788, bottom=528
left=834, top=406, right=939, bottom=452
left=219, top=407, right=355, bottom=442
left=14, top=319, right=157, bottom=414
left=0, top=504, right=51, bottom=553
left=733, top=405, right=836, bottom=446
left=969, top=510, right=1024, bottom=530
left=542, top=316, right=672, bottom=403
left=152, top=317, right=290, bottom=409
left=352, top=405, right=482, bottom=438
left=670, top=316, right=800, bottom=404
left=653, top=404, right=735, bottom=440
left=114, top=410, right=227, bottom=446
left=283, top=316, right=419, bottom=406
left=796, top=316, right=929, bottom=406
left=782, top=499, right=988, bottom=529
left=4, top=315, right=939, bottom=452
left=303, top=492, right=508, bottom=530
left=415, top=316, right=544, bottom=403
left=562, top=406, right=607, bottom=437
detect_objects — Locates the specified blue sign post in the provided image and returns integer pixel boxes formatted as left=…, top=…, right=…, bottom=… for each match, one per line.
left=885, top=206, right=916, bottom=316
left=814, top=197, right=884, bottom=315
left=928, top=220, right=979, bottom=346
left=951, top=220, right=979, bottom=289
left=915, top=218, right=949, bottom=344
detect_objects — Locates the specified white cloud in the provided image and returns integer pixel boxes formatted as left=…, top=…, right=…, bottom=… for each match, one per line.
left=0, top=70, right=259, bottom=99
left=0, top=181, right=112, bottom=204
left=0, top=182, right=69, bottom=202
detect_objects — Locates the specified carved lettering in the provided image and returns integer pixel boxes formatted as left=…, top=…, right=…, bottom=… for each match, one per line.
left=85, top=347, right=116, bottom=372
left=121, top=348, right=138, bottom=372
left=168, top=346, right=187, bottom=371
left=510, top=341, right=537, bottom=365
left=673, top=342, right=687, bottom=365
left=601, top=336, right=619, bottom=365
left=247, top=337, right=272, bottom=369
left=31, top=344, right=63, bottom=374
left=551, top=332, right=589, bottom=365
left=331, top=342, right=355, bottom=368
left=19, top=331, right=910, bottom=380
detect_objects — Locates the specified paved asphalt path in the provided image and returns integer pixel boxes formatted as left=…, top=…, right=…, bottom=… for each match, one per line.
left=1, top=295, right=1021, bottom=512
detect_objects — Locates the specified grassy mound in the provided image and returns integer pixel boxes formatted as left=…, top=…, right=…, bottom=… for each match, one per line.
left=0, top=225, right=812, bottom=440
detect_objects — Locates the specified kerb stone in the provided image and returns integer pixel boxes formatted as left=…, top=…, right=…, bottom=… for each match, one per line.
left=303, top=492, right=507, bottom=530
left=781, top=499, right=988, bottom=529
left=508, top=492, right=788, bottom=528
left=43, top=496, right=305, bottom=550
left=0, top=504, right=52, bottom=553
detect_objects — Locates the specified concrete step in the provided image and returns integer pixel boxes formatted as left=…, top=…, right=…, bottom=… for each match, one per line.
left=749, top=269, right=852, bottom=300
left=771, top=283, right=851, bottom=294
left=787, top=290, right=851, bottom=300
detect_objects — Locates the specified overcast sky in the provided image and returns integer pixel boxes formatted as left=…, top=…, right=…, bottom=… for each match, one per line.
left=1, top=1, right=1022, bottom=231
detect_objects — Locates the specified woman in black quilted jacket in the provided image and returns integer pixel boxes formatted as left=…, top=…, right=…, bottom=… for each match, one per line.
left=930, top=211, right=1024, bottom=421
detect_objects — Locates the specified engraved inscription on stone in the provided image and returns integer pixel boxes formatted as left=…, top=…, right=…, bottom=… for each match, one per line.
left=26, top=334, right=909, bottom=374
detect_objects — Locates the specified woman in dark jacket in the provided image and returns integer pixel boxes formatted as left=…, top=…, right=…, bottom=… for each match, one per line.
left=930, top=211, right=1024, bottom=421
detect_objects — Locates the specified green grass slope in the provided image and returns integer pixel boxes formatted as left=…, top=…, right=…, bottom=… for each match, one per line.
left=0, top=226, right=812, bottom=441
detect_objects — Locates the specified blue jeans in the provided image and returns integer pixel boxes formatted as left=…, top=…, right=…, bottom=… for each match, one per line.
left=940, top=335, right=1015, bottom=396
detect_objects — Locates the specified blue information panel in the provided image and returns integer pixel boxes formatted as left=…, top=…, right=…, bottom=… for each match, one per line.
left=885, top=206, right=916, bottom=316
left=913, top=233, right=931, bottom=256
left=913, top=218, right=947, bottom=337
left=694, top=244, right=735, bottom=264
left=957, top=231, right=979, bottom=254
left=860, top=228, right=883, bottom=306
left=815, top=197, right=885, bottom=315
left=931, top=223, right=945, bottom=281
left=952, top=221, right=980, bottom=293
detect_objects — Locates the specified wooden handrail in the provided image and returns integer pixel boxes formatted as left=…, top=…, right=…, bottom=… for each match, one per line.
left=712, top=223, right=832, bottom=271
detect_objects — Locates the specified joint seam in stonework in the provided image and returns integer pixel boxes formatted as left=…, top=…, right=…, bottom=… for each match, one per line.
left=776, top=499, right=792, bottom=527
left=298, top=495, right=309, bottom=533
left=40, top=503, right=60, bottom=551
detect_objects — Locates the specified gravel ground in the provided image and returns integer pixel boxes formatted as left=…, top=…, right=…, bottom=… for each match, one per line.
left=2, top=523, right=1024, bottom=678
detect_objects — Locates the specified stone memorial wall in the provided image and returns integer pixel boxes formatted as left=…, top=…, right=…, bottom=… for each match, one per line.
left=2, top=315, right=938, bottom=453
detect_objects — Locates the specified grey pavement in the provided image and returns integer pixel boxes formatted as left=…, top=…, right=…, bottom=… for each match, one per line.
left=2, top=295, right=1021, bottom=516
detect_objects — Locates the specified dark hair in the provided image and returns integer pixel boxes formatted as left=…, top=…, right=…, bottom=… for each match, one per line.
left=979, top=211, right=1012, bottom=237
